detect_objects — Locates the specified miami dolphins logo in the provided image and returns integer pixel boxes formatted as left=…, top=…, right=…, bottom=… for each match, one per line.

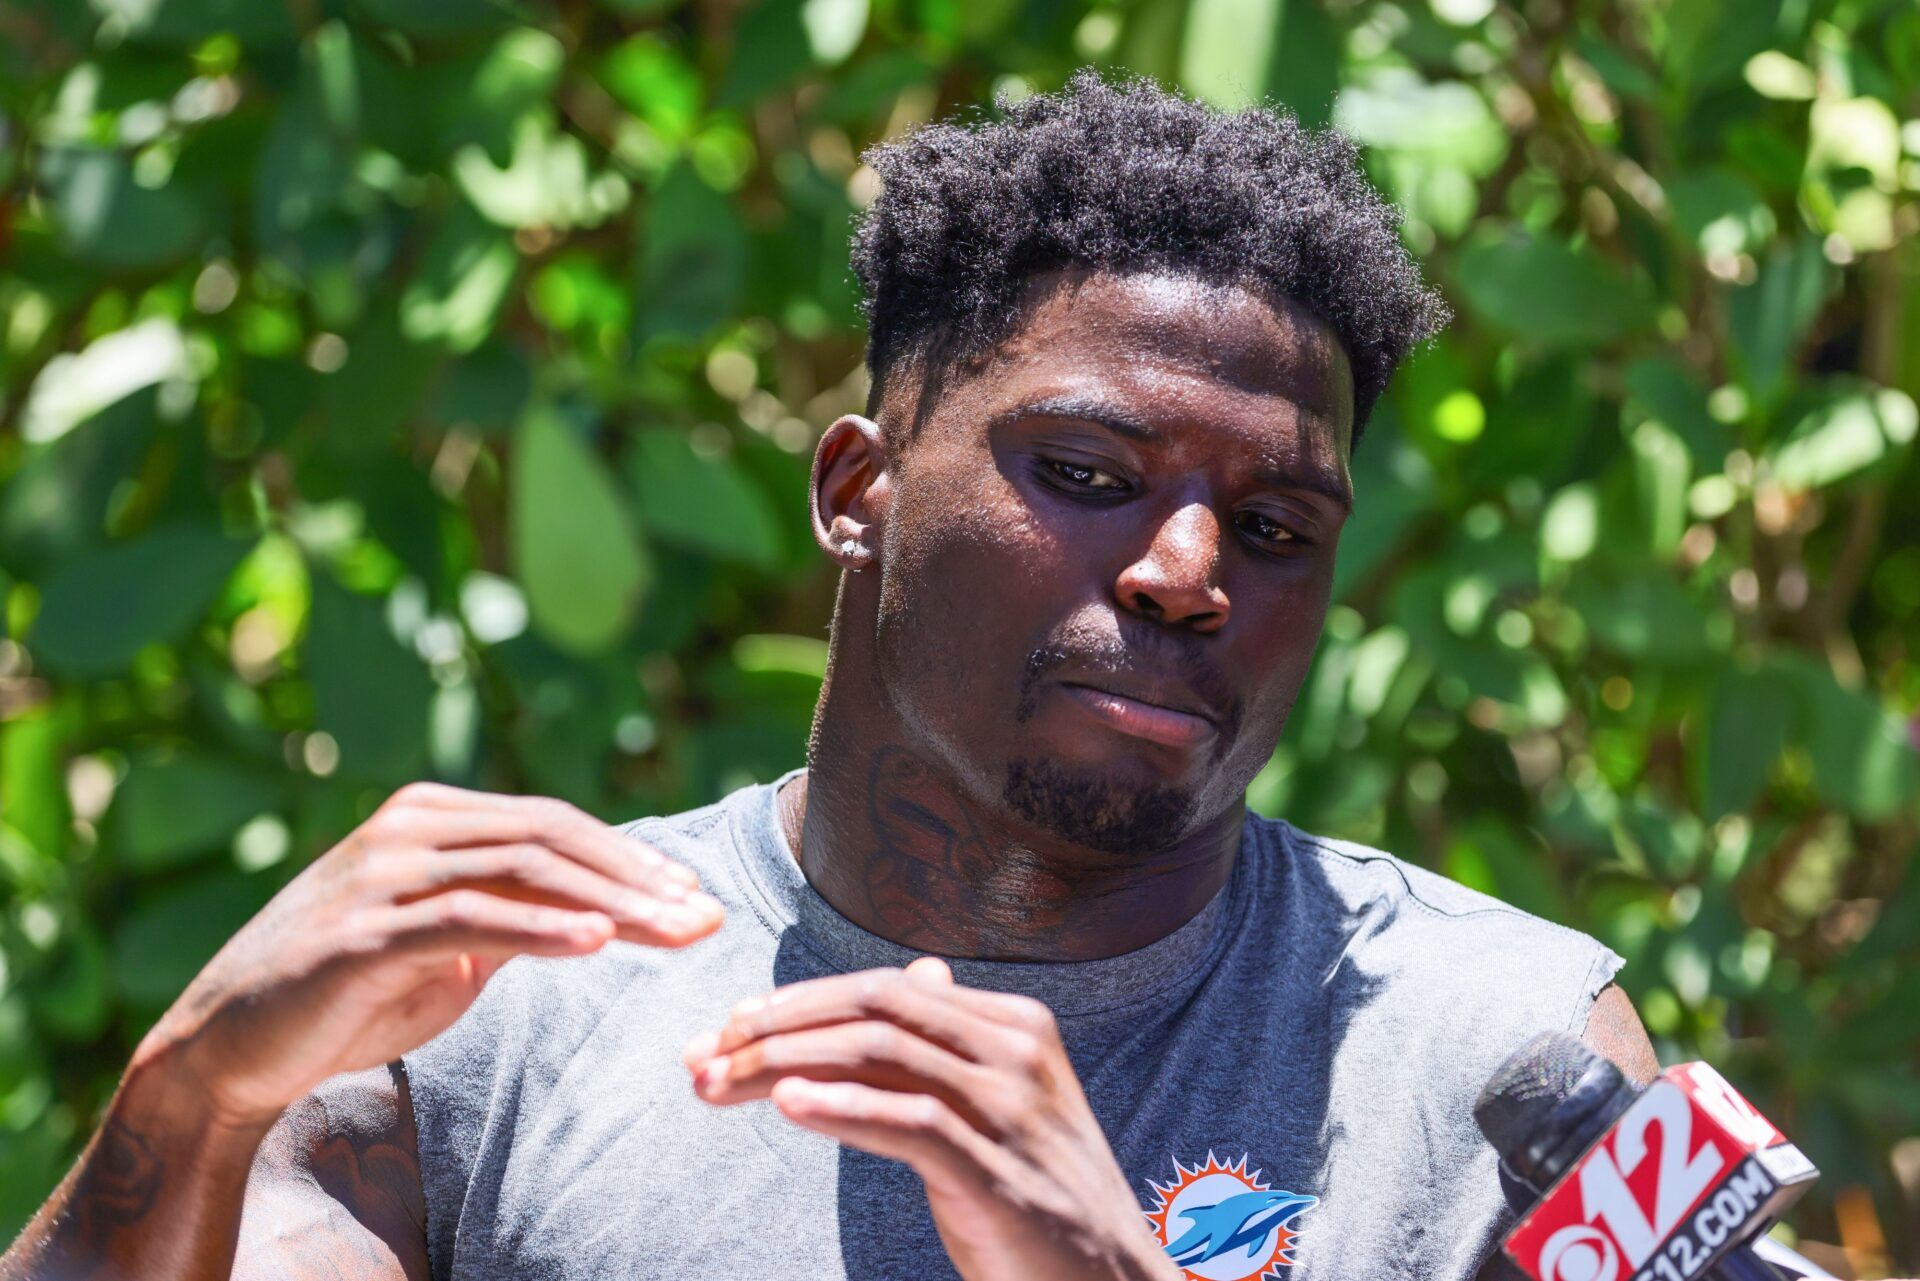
left=1142, top=1152, right=1316, bottom=1280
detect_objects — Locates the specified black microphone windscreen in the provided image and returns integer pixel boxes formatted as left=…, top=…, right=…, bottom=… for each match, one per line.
left=1473, top=1031, right=1609, bottom=1163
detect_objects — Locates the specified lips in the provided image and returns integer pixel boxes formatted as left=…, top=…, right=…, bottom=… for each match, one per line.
left=1056, top=679, right=1220, bottom=749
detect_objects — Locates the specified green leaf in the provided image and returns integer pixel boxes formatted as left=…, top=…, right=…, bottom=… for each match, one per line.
left=0, top=1119, right=68, bottom=1242
left=400, top=207, right=518, bottom=352
left=1178, top=0, right=1339, bottom=123
left=1118, top=0, right=1187, bottom=83
left=1768, top=385, right=1917, bottom=489
left=1574, top=35, right=1662, bottom=103
left=1445, top=822, right=1569, bottom=919
left=1702, top=668, right=1795, bottom=819
left=1451, top=227, right=1655, bottom=347
left=512, top=410, right=651, bottom=654
left=306, top=575, right=435, bottom=780
left=1334, top=430, right=1433, bottom=599
left=1728, top=236, right=1833, bottom=404
left=350, top=0, right=518, bottom=37
left=0, top=706, right=74, bottom=865
left=802, top=0, right=869, bottom=65
left=1334, top=72, right=1507, bottom=174
left=89, top=0, right=298, bottom=43
left=1624, top=358, right=1725, bottom=465
left=113, top=871, right=276, bottom=1009
left=1629, top=419, right=1690, bottom=556
left=627, top=430, right=783, bottom=570
left=1665, top=169, right=1776, bottom=257
left=1567, top=572, right=1718, bottom=663
left=601, top=35, right=704, bottom=140
left=29, top=926, right=111, bottom=1043
left=1264, top=0, right=1339, bottom=128
left=109, top=752, right=286, bottom=873
left=1621, top=795, right=1707, bottom=881
left=0, top=389, right=158, bottom=572
left=1791, top=662, right=1920, bottom=822
left=40, top=147, right=203, bottom=270
left=31, top=526, right=250, bottom=679
left=468, top=28, right=567, bottom=136
left=317, top=312, right=442, bottom=453
left=454, top=115, right=631, bottom=231
left=718, top=0, right=813, bottom=106
left=636, top=165, right=747, bottom=339
left=251, top=58, right=356, bottom=251
left=1180, top=0, right=1283, bottom=110
left=432, top=341, right=532, bottom=433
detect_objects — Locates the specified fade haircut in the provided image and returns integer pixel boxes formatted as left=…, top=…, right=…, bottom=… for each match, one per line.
left=850, top=69, right=1448, bottom=445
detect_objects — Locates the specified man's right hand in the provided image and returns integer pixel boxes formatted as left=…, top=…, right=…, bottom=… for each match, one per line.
left=141, top=781, right=724, bottom=1128
left=1, top=782, right=720, bottom=1281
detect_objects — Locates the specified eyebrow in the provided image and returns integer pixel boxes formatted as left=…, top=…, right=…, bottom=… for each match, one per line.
left=997, top=394, right=1356, bottom=513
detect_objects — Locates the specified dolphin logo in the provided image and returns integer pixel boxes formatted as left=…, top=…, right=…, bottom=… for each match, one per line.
left=1164, top=1189, right=1317, bottom=1267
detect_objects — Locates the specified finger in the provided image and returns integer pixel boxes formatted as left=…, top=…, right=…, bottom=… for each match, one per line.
left=691, top=970, right=1019, bottom=1069
left=691, top=1020, right=993, bottom=1129
left=457, top=953, right=508, bottom=990
left=375, top=891, right=619, bottom=962
left=381, top=845, right=721, bottom=947
left=373, top=796, right=702, bottom=893
left=378, top=781, right=526, bottom=812
left=769, top=1079, right=1007, bottom=1196
left=905, top=956, right=953, bottom=986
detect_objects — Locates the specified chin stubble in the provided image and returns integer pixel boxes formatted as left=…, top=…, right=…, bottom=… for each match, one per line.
left=1001, top=756, right=1197, bottom=855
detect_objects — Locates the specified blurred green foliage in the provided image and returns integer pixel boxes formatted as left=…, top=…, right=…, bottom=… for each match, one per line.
left=1, top=0, right=1917, bottom=1269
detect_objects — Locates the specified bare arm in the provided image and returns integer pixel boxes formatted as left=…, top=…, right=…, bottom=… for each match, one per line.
left=1, top=783, right=720, bottom=1281
left=233, top=1066, right=427, bottom=1281
left=0, top=1049, right=272, bottom=1281
left=3, top=1062, right=427, bottom=1281
left=1581, top=983, right=1660, bottom=1086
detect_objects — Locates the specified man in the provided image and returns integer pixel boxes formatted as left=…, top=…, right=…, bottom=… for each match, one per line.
left=5, top=72, right=1659, bottom=1281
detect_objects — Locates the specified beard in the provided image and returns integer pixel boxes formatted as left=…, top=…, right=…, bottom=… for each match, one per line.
left=1001, top=756, right=1199, bottom=855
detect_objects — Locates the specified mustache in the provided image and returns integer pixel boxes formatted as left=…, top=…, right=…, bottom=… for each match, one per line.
left=1016, top=629, right=1243, bottom=737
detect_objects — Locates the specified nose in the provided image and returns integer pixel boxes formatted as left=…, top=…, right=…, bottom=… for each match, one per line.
left=1114, top=501, right=1230, bottom=632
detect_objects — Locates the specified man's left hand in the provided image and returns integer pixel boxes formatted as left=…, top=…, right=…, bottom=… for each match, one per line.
left=683, top=957, right=1179, bottom=1281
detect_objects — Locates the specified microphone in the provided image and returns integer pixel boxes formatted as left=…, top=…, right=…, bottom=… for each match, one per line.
left=1473, top=1033, right=1820, bottom=1281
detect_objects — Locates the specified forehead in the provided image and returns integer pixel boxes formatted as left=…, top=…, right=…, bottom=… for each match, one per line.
left=916, top=269, right=1355, bottom=455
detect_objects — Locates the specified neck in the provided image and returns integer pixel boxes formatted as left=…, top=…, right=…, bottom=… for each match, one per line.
left=782, top=658, right=1245, bottom=963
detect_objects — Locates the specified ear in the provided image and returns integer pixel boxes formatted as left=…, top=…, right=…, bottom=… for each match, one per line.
left=810, top=415, right=888, bottom=572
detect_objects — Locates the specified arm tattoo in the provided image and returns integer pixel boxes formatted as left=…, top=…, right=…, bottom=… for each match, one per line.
left=62, top=1121, right=161, bottom=1252
left=38, top=1115, right=164, bottom=1271
left=234, top=1065, right=428, bottom=1281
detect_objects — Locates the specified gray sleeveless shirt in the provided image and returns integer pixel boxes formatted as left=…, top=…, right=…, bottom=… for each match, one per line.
left=403, top=776, right=1621, bottom=1280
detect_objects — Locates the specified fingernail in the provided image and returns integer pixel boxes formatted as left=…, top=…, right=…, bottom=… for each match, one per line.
left=663, top=903, right=713, bottom=933
left=683, top=1030, right=720, bottom=1068
left=775, top=1078, right=823, bottom=1107
left=625, top=896, right=658, bottom=924
left=658, top=878, right=690, bottom=902
left=689, top=891, right=723, bottom=920
left=700, top=1056, right=731, bottom=1091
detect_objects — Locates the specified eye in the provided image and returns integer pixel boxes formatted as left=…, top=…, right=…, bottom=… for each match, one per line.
left=1235, top=509, right=1302, bottom=546
left=1040, top=458, right=1129, bottom=492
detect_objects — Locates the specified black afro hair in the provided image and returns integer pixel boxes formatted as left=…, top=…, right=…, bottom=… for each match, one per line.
left=850, top=69, right=1448, bottom=443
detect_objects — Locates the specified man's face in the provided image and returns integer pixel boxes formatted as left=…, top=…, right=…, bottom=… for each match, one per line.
left=866, top=269, right=1355, bottom=855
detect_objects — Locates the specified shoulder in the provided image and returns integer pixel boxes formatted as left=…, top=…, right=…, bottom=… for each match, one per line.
left=1256, top=813, right=1606, bottom=946
left=237, top=1065, right=427, bottom=1279
left=1245, top=813, right=1624, bottom=1033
